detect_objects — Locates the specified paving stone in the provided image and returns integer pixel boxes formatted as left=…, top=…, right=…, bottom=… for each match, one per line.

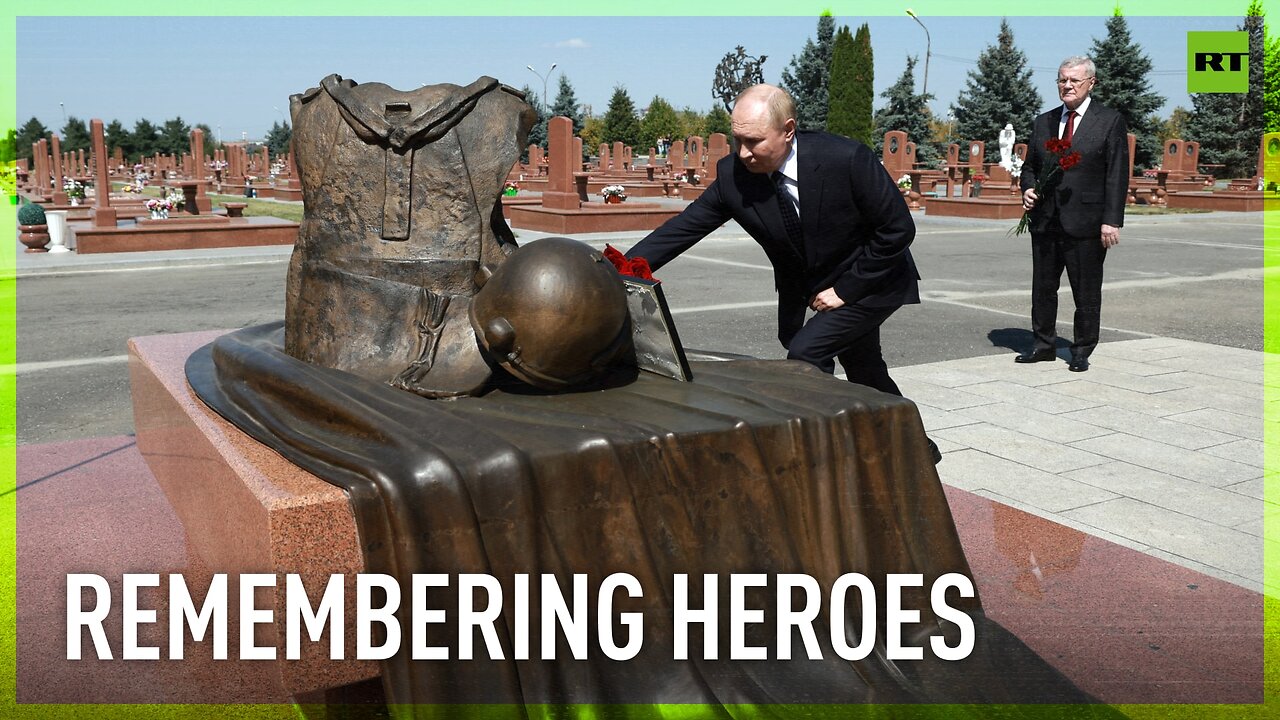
left=968, top=489, right=1153, bottom=554
left=1157, top=387, right=1260, bottom=419
left=1045, top=381, right=1209, bottom=417
left=1164, top=408, right=1262, bottom=441
left=1176, top=371, right=1261, bottom=401
left=935, top=423, right=1111, bottom=475
left=913, top=403, right=982, bottom=432
left=934, top=448, right=1119, bottom=513
left=955, top=403, right=1113, bottom=444
left=1069, top=433, right=1261, bottom=487
left=1064, top=461, right=1262, bottom=527
left=1059, top=405, right=1241, bottom=450
left=956, top=380, right=1105, bottom=414
left=1223, top=477, right=1266, bottom=500
left=1064, top=367, right=1193, bottom=394
left=893, top=365, right=992, bottom=388
left=1200, top=438, right=1265, bottom=468
left=1060, top=497, right=1263, bottom=584
left=895, top=379, right=999, bottom=411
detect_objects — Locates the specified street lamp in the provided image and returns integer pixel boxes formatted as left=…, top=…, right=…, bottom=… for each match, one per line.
left=59, top=102, right=66, bottom=125
left=525, top=63, right=557, bottom=110
left=905, top=9, right=931, bottom=97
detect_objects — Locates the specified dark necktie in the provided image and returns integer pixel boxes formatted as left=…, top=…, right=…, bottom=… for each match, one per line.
left=772, top=171, right=805, bottom=259
left=1063, top=110, right=1077, bottom=143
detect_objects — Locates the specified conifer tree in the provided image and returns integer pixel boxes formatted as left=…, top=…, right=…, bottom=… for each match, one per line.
left=1265, top=30, right=1280, bottom=134
left=601, top=85, right=642, bottom=148
left=60, top=116, right=91, bottom=153
left=950, top=19, right=1041, bottom=163
left=874, top=55, right=937, bottom=165
left=704, top=105, right=732, bottom=137
left=1089, top=11, right=1165, bottom=170
left=827, top=24, right=874, bottom=145
left=131, top=119, right=159, bottom=158
left=15, top=117, right=50, bottom=162
left=520, top=85, right=547, bottom=153
left=550, top=74, right=584, bottom=138
left=781, top=12, right=835, bottom=130
left=1184, top=1, right=1266, bottom=177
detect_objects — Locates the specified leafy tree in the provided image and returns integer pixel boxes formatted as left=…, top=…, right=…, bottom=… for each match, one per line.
left=15, top=117, right=50, bottom=162
left=874, top=55, right=937, bottom=166
left=60, top=116, right=91, bottom=153
left=828, top=24, right=875, bottom=145
left=1184, top=1, right=1266, bottom=177
left=264, top=121, right=292, bottom=158
left=1156, top=106, right=1192, bottom=145
left=131, top=119, right=160, bottom=159
left=712, top=46, right=767, bottom=112
left=640, top=96, right=682, bottom=153
left=193, top=123, right=220, bottom=156
left=550, top=74, right=584, bottom=139
left=1089, top=12, right=1165, bottom=170
left=704, top=105, right=732, bottom=137
left=580, top=115, right=605, bottom=154
left=950, top=19, right=1041, bottom=163
left=781, top=12, right=835, bottom=130
left=600, top=85, right=642, bottom=148
left=678, top=107, right=707, bottom=139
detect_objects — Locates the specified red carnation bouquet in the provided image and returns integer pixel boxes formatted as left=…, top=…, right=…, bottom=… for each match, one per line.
left=1011, top=138, right=1082, bottom=236
left=602, top=243, right=655, bottom=281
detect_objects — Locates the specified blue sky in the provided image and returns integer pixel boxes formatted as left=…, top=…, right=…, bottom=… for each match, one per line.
left=17, top=14, right=1241, bottom=142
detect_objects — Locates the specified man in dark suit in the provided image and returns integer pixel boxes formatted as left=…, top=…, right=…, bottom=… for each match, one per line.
left=626, top=84, right=937, bottom=460
left=1017, top=56, right=1128, bottom=373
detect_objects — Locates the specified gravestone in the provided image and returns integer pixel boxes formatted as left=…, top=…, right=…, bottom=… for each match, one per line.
left=946, top=143, right=960, bottom=168
left=1127, top=134, right=1136, bottom=177
left=967, top=141, right=985, bottom=169
left=90, top=119, right=118, bottom=228
left=705, top=133, right=729, bottom=182
left=1163, top=139, right=1185, bottom=174
left=669, top=140, right=685, bottom=172
left=51, top=135, right=68, bottom=205
left=687, top=136, right=703, bottom=168
left=882, top=130, right=910, bottom=177
left=542, top=116, right=581, bottom=210
left=612, top=141, right=624, bottom=172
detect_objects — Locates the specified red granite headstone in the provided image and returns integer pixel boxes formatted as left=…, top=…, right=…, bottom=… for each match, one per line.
left=882, top=130, right=910, bottom=177
left=706, top=133, right=729, bottom=182
left=51, top=135, right=68, bottom=204
left=669, top=140, right=685, bottom=172
left=541, top=116, right=580, bottom=210
left=1163, top=139, right=1185, bottom=174
left=946, top=143, right=960, bottom=168
left=90, top=119, right=118, bottom=228
left=967, top=141, right=985, bottom=169
left=1127, top=133, right=1136, bottom=176
left=688, top=136, right=703, bottom=168
left=1184, top=142, right=1200, bottom=175
left=612, top=142, right=624, bottom=172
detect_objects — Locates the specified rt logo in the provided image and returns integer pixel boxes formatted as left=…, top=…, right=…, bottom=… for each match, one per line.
left=1188, top=31, right=1248, bottom=93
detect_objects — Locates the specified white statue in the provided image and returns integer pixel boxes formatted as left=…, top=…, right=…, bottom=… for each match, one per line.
left=998, top=123, right=1016, bottom=169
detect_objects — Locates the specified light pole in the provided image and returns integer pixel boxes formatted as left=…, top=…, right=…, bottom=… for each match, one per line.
left=905, top=9, right=931, bottom=97
left=525, top=63, right=557, bottom=110
left=59, top=102, right=66, bottom=125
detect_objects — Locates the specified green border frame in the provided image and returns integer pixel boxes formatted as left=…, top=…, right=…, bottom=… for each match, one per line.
left=2, top=1, right=1275, bottom=718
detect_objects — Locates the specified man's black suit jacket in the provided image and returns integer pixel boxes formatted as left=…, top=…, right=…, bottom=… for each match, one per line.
left=1020, top=101, right=1129, bottom=238
left=627, top=130, right=919, bottom=342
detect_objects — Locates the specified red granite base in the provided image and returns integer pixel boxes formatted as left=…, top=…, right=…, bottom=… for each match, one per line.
left=127, top=330, right=374, bottom=695
left=507, top=203, right=681, bottom=233
left=70, top=215, right=299, bottom=254
left=1166, top=190, right=1272, bottom=212
left=925, top=197, right=1025, bottom=219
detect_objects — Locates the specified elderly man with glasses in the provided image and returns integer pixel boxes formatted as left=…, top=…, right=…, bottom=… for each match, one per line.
left=1016, top=55, right=1128, bottom=373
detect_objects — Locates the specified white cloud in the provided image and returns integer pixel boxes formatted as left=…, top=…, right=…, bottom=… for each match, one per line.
left=552, top=38, right=590, bottom=49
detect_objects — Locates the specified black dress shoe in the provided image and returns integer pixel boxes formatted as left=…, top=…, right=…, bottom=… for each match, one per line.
left=927, top=438, right=942, bottom=464
left=1068, top=357, right=1090, bottom=372
left=1014, top=349, right=1056, bottom=363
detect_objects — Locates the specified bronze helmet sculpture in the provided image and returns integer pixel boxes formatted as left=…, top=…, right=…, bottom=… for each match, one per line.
left=470, top=237, right=632, bottom=389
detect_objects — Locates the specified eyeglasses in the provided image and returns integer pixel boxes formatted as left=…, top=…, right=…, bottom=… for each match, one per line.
left=1056, top=77, right=1094, bottom=87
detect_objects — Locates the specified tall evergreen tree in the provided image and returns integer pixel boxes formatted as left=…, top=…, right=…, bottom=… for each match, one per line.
left=874, top=55, right=937, bottom=165
left=678, top=107, right=708, bottom=139
left=781, top=12, right=835, bottom=130
left=826, top=25, right=858, bottom=139
left=1185, top=1, right=1266, bottom=177
left=1265, top=29, right=1280, bottom=134
left=1089, top=12, right=1165, bottom=170
left=848, top=24, right=876, bottom=145
left=159, top=117, right=192, bottom=156
left=550, top=74, right=584, bottom=138
left=15, top=117, right=50, bottom=162
left=640, top=96, right=682, bottom=154
left=60, top=116, right=91, bottom=153
left=601, top=85, right=642, bottom=148
left=104, top=119, right=131, bottom=159
left=264, top=121, right=292, bottom=157
left=950, top=19, right=1041, bottom=163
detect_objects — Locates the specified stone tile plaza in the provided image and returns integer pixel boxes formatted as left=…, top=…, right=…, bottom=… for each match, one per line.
left=6, top=8, right=1280, bottom=719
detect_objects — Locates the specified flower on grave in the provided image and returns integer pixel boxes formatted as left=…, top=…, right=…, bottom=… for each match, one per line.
left=503, top=181, right=519, bottom=196
left=600, top=184, right=627, bottom=200
left=896, top=174, right=913, bottom=189
left=62, top=178, right=86, bottom=198
left=972, top=173, right=988, bottom=184
left=1142, top=168, right=1159, bottom=179
left=211, top=160, right=228, bottom=170
left=1009, top=156, right=1024, bottom=179
left=146, top=196, right=174, bottom=212
left=1010, top=138, right=1083, bottom=236
left=167, top=190, right=185, bottom=208
left=602, top=243, right=655, bottom=281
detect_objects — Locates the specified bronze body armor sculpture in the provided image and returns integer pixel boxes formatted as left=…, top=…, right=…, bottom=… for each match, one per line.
left=285, top=74, right=536, bottom=397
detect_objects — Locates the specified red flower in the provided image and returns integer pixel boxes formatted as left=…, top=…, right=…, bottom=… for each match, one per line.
left=1045, top=137, right=1073, bottom=155
left=1058, top=152, right=1082, bottom=171
left=603, top=244, right=656, bottom=281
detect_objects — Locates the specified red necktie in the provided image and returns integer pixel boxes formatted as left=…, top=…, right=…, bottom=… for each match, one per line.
left=1063, top=110, right=1077, bottom=143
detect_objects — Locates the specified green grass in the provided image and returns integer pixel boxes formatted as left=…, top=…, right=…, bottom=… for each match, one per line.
left=1124, top=205, right=1213, bottom=215
left=110, top=182, right=303, bottom=222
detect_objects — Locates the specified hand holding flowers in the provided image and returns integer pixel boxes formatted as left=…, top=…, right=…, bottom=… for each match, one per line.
left=1010, top=138, right=1082, bottom=236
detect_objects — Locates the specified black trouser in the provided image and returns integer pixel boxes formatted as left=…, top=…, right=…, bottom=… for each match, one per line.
left=1030, top=229, right=1107, bottom=359
left=780, top=301, right=903, bottom=396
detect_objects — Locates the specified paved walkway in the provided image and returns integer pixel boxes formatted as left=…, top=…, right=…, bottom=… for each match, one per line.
left=12, top=221, right=1277, bottom=598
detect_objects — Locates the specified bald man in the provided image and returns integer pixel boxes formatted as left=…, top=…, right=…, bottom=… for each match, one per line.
left=627, top=84, right=936, bottom=462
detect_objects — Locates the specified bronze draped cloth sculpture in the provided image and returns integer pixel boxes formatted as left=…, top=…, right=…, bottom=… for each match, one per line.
left=187, top=75, right=1118, bottom=714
